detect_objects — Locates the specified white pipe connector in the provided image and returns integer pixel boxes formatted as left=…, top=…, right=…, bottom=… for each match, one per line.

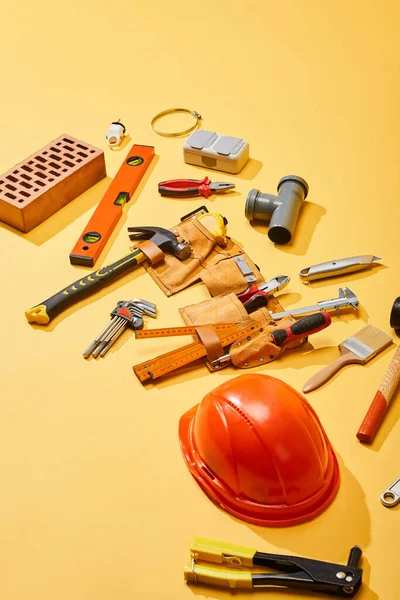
left=106, top=121, right=126, bottom=147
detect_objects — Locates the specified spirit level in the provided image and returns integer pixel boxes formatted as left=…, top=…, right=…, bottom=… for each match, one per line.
left=69, top=144, right=155, bottom=267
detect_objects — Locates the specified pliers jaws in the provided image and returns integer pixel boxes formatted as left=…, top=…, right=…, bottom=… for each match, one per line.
left=210, top=181, right=235, bottom=192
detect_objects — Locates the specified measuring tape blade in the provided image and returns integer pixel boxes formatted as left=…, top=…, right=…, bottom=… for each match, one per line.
left=69, top=144, right=155, bottom=267
left=135, top=323, right=241, bottom=339
left=133, top=321, right=259, bottom=382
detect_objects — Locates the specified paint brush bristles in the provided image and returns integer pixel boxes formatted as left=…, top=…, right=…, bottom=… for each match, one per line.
left=341, top=325, right=392, bottom=361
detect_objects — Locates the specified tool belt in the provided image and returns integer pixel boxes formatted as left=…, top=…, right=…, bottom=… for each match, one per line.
left=143, top=207, right=264, bottom=296
left=179, top=292, right=306, bottom=371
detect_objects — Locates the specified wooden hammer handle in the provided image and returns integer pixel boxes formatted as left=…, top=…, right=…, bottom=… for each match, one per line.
left=357, top=345, right=400, bottom=443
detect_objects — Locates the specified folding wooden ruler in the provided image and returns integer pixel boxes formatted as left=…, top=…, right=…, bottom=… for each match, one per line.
left=133, top=321, right=260, bottom=383
left=69, top=144, right=155, bottom=267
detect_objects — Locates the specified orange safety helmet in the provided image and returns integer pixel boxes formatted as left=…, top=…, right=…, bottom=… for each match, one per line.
left=179, top=374, right=340, bottom=527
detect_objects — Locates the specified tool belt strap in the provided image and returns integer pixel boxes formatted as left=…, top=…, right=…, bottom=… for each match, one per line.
left=138, top=240, right=165, bottom=265
left=195, top=325, right=225, bottom=364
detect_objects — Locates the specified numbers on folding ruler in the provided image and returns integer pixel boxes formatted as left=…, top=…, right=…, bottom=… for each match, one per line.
left=133, top=322, right=260, bottom=382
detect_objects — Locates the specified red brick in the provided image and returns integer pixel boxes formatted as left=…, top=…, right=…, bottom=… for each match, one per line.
left=0, top=134, right=106, bottom=232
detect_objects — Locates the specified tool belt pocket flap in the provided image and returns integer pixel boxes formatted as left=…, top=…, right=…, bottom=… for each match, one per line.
left=179, top=292, right=250, bottom=326
left=200, top=252, right=263, bottom=297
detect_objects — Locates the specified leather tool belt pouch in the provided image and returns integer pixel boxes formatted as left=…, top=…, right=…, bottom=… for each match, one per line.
left=179, top=293, right=306, bottom=371
left=143, top=207, right=264, bottom=296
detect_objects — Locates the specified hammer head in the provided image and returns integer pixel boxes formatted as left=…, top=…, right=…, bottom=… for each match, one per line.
left=127, top=226, right=191, bottom=260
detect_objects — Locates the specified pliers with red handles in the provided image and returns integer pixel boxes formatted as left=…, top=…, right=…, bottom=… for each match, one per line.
left=158, top=177, right=235, bottom=198
left=238, top=275, right=290, bottom=305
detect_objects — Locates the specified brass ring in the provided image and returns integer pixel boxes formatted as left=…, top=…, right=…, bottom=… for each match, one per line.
left=151, top=108, right=202, bottom=138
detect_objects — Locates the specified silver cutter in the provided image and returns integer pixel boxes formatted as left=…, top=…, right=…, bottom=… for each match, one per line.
left=259, top=275, right=290, bottom=295
left=271, top=287, right=359, bottom=320
left=381, top=477, right=400, bottom=507
left=299, top=255, right=381, bottom=283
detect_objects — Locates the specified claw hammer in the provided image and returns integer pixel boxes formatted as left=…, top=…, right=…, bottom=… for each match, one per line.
left=25, top=214, right=227, bottom=325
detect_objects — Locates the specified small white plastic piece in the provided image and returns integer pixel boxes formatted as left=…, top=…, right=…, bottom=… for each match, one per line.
left=106, top=121, right=126, bottom=147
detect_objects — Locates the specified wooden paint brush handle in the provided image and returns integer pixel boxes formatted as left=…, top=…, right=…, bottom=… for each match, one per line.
left=357, top=345, right=400, bottom=444
left=303, top=348, right=363, bottom=393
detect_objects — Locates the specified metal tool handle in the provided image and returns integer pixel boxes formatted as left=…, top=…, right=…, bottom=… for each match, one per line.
left=25, top=248, right=146, bottom=325
left=380, top=477, right=400, bottom=507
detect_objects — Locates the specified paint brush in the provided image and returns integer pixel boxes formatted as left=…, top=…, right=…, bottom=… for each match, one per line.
left=303, top=324, right=392, bottom=393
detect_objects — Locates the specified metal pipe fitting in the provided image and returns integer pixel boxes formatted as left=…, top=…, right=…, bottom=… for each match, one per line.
left=245, top=175, right=309, bottom=244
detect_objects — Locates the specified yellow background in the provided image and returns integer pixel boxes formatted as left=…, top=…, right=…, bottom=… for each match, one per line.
left=0, top=1, right=399, bottom=598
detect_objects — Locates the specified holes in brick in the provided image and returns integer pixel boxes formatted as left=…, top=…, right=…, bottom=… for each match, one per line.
left=90, top=149, right=95, bottom=153
left=34, top=188, right=39, bottom=192
left=13, top=170, right=19, bottom=174
left=77, top=143, right=88, bottom=150
left=35, top=172, right=47, bottom=179
left=63, top=160, right=74, bottom=167
left=18, top=199, right=25, bottom=203
left=5, top=192, right=16, bottom=199
left=63, top=145, right=74, bottom=152
left=49, top=170, right=60, bottom=177
left=49, top=162, right=61, bottom=170
left=62, top=168, right=67, bottom=172
left=77, top=151, right=88, bottom=158
left=21, top=173, right=32, bottom=181
left=64, top=152, right=75, bottom=159
left=19, top=190, right=30, bottom=198
left=56, top=142, right=61, bottom=145
left=21, top=165, right=33, bottom=172
left=49, top=154, right=61, bottom=161
left=5, top=183, right=17, bottom=191
left=48, top=178, right=54, bottom=182
left=35, top=156, right=46, bottom=163
left=20, top=181, right=33, bottom=189
left=43, top=151, right=48, bottom=155
left=35, top=164, right=46, bottom=171
left=50, top=146, right=61, bottom=152
left=0, top=180, right=3, bottom=184
left=35, top=180, right=46, bottom=187
left=76, top=158, right=82, bottom=163
left=63, top=137, right=74, bottom=144
left=6, top=175, right=18, bottom=182
left=28, top=160, right=34, bottom=165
